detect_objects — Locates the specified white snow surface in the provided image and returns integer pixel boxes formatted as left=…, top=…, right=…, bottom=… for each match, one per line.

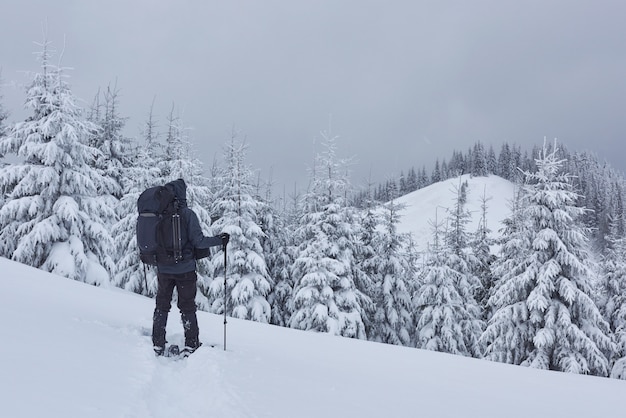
left=1, top=257, right=624, bottom=418
left=1, top=175, right=625, bottom=417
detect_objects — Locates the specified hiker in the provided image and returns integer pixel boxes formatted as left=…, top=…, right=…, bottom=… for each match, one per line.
left=151, top=178, right=229, bottom=356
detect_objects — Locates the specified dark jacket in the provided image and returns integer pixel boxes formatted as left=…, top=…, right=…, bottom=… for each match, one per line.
left=157, top=179, right=222, bottom=275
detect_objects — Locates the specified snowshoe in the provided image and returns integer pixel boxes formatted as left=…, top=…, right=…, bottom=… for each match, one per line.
left=154, top=344, right=181, bottom=358
left=180, top=342, right=202, bottom=358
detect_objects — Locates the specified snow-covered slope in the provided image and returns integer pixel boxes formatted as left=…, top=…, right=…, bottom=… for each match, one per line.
left=1, top=256, right=624, bottom=418
left=394, top=174, right=515, bottom=251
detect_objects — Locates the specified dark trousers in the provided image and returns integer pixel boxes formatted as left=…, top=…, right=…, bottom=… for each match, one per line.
left=152, top=271, right=200, bottom=348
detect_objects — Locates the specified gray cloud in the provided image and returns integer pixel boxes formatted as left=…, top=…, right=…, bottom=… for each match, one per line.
left=2, top=0, right=625, bottom=190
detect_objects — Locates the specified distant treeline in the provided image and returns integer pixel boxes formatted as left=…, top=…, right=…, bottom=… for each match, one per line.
left=354, top=140, right=626, bottom=252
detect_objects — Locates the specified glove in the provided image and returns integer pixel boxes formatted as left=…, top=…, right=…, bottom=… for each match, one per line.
left=219, top=232, right=230, bottom=246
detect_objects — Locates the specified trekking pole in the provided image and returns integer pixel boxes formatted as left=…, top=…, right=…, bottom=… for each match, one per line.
left=223, top=242, right=228, bottom=351
left=143, top=264, right=149, bottom=295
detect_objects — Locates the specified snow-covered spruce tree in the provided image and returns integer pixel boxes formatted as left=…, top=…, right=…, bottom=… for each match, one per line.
left=599, top=216, right=626, bottom=379
left=160, top=106, right=214, bottom=309
left=0, top=74, right=8, bottom=177
left=481, top=141, right=614, bottom=376
left=262, top=181, right=297, bottom=327
left=0, top=40, right=114, bottom=284
left=266, top=221, right=297, bottom=327
left=112, top=103, right=163, bottom=296
left=473, top=186, right=496, bottom=319
left=267, top=185, right=305, bottom=326
left=181, top=140, right=215, bottom=287
left=0, top=71, right=9, bottom=209
left=161, top=106, right=213, bottom=221
left=370, top=199, right=414, bottom=346
left=87, top=82, right=132, bottom=201
left=347, top=202, right=376, bottom=337
left=208, top=135, right=272, bottom=322
left=486, top=145, right=498, bottom=175
left=414, top=187, right=484, bottom=357
left=289, top=132, right=371, bottom=339
left=355, top=183, right=381, bottom=338
left=497, top=143, right=514, bottom=180
left=471, top=141, right=488, bottom=177
left=445, top=179, right=485, bottom=342
left=0, top=70, right=8, bottom=152
left=567, top=151, right=626, bottom=252
left=87, top=83, right=136, bottom=282
left=482, top=182, right=529, bottom=327
left=431, top=159, right=442, bottom=183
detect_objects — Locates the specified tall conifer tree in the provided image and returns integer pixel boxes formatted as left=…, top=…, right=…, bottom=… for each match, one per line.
left=0, top=40, right=114, bottom=284
left=599, top=216, right=626, bottom=379
left=482, top=141, right=614, bottom=376
left=414, top=184, right=484, bottom=357
left=209, top=136, right=272, bottom=322
left=112, top=103, right=162, bottom=295
left=289, top=132, right=370, bottom=338
left=371, top=199, right=414, bottom=345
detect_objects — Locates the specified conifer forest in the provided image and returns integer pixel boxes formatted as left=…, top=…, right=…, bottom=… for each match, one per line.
left=2, top=41, right=626, bottom=380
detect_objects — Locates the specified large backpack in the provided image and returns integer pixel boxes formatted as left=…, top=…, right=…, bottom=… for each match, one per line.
left=136, top=185, right=184, bottom=266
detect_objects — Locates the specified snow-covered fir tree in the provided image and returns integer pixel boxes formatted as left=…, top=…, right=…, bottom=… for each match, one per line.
left=481, top=182, right=529, bottom=335
left=179, top=131, right=216, bottom=286
left=208, top=136, right=272, bottom=322
left=266, top=223, right=297, bottom=327
left=599, top=215, right=626, bottom=379
left=346, top=201, right=376, bottom=336
left=370, top=199, right=414, bottom=346
left=431, top=159, right=442, bottom=183
left=482, top=141, right=614, bottom=376
left=446, top=179, right=485, bottom=346
left=486, top=145, right=498, bottom=175
left=289, top=132, right=370, bottom=339
left=263, top=182, right=297, bottom=327
left=0, top=70, right=8, bottom=152
left=112, top=103, right=163, bottom=296
left=87, top=83, right=132, bottom=200
left=86, top=83, right=138, bottom=288
left=472, top=185, right=496, bottom=318
left=354, top=183, right=381, bottom=338
left=471, top=141, right=487, bottom=177
left=0, top=71, right=9, bottom=205
left=414, top=185, right=484, bottom=357
left=159, top=105, right=214, bottom=308
left=567, top=151, right=626, bottom=252
left=498, top=143, right=514, bottom=181
left=0, top=40, right=114, bottom=284
left=161, top=106, right=213, bottom=220
left=267, top=185, right=306, bottom=327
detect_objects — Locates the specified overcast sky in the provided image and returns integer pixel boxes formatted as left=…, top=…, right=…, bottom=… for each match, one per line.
left=2, top=0, right=625, bottom=191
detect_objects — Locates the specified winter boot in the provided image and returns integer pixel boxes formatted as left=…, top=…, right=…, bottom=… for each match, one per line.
left=153, top=345, right=165, bottom=357
left=152, top=309, right=169, bottom=354
left=181, top=311, right=200, bottom=351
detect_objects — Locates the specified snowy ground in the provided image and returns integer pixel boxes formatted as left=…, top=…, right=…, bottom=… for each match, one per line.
left=1, top=256, right=624, bottom=418
left=2, top=175, right=625, bottom=417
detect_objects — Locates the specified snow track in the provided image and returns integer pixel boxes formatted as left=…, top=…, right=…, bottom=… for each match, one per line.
left=112, top=326, right=249, bottom=418
left=130, top=348, right=246, bottom=418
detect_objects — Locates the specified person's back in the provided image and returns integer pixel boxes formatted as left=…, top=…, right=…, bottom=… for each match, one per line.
left=150, top=178, right=228, bottom=356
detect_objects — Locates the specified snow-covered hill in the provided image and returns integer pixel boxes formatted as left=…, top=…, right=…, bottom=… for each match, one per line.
left=1, top=255, right=624, bottom=418
left=393, top=174, right=515, bottom=251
